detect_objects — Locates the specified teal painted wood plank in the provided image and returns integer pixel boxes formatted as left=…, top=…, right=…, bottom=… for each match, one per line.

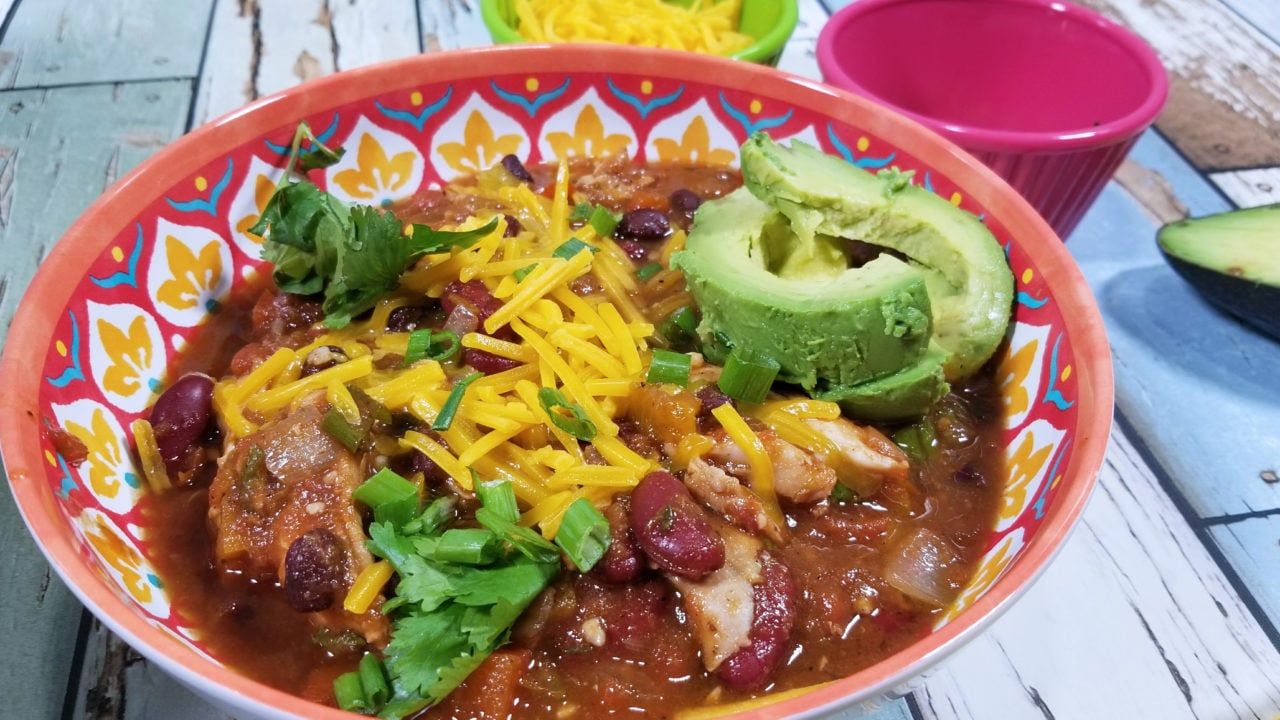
left=1207, top=515, right=1280, bottom=644
left=0, top=0, right=214, bottom=89
left=1070, top=130, right=1280, bottom=519
left=0, top=79, right=191, bottom=720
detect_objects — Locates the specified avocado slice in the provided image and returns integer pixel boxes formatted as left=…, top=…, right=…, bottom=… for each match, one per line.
left=738, top=134, right=1013, bottom=381
left=1157, top=203, right=1280, bottom=341
left=672, top=134, right=1013, bottom=420
left=676, top=188, right=935, bottom=395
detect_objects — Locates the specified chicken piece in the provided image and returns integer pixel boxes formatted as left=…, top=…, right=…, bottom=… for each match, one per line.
left=208, top=395, right=387, bottom=643
left=804, top=416, right=909, bottom=499
left=668, top=525, right=762, bottom=671
left=706, top=427, right=839, bottom=503
left=684, top=457, right=786, bottom=544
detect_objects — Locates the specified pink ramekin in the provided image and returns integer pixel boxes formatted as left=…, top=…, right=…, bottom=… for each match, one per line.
left=817, top=0, right=1169, bottom=238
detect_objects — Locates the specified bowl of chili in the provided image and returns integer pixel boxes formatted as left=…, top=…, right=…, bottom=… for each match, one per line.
left=0, top=44, right=1111, bottom=720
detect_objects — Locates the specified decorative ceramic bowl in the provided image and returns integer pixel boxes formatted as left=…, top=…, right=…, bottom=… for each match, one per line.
left=480, top=0, right=799, bottom=66
left=0, top=45, right=1111, bottom=719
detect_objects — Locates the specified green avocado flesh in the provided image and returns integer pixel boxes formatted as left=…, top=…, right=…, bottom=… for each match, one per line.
left=1158, top=203, right=1280, bottom=341
left=672, top=133, right=1014, bottom=420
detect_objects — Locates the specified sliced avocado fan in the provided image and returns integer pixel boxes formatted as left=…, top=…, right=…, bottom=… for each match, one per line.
left=672, top=133, right=1014, bottom=421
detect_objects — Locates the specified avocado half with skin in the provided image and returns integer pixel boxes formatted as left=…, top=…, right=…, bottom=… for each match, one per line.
left=672, top=133, right=1014, bottom=421
left=1158, top=203, right=1280, bottom=341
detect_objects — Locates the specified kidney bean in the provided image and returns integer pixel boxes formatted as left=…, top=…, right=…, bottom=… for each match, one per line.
left=501, top=154, right=534, bottom=184
left=283, top=528, right=346, bottom=613
left=669, top=188, right=702, bottom=216
left=386, top=305, right=427, bottom=332
left=503, top=214, right=523, bottom=237
left=614, top=208, right=670, bottom=242
left=716, top=550, right=797, bottom=690
left=616, top=239, right=648, bottom=263
left=599, top=496, right=643, bottom=583
left=464, top=348, right=521, bottom=375
left=150, top=373, right=215, bottom=476
left=629, top=471, right=724, bottom=580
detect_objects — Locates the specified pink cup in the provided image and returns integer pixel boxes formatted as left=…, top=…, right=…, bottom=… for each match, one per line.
left=817, top=0, right=1168, bottom=238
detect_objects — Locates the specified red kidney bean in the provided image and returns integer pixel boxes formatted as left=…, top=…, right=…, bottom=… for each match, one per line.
left=283, top=528, right=346, bottom=612
left=464, top=348, right=521, bottom=375
left=616, top=239, right=648, bottom=263
left=386, top=305, right=428, bottom=332
left=716, top=550, right=797, bottom=690
left=629, top=471, right=724, bottom=579
left=503, top=214, right=522, bottom=237
left=615, top=208, right=670, bottom=242
left=501, top=154, right=534, bottom=184
left=599, top=496, right=643, bottom=583
left=149, top=373, right=215, bottom=476
left=669, top=188, right=702, bottom=216
left=299, top=345, right=348, bottom=377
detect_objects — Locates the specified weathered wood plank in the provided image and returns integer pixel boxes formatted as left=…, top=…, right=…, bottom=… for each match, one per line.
left=191, top=0, right=420, bottom=127
left=1221, top=0, right=1280, bottom=45
left=1074, top=0, right=1280, bottom=171
left=0, top=78, right=191, bottom=720
left=774, top=0, right=824, bottom=80
left=1208, top=168, right=1280, bottom=208
left=1070, top=130, right=1280, bottom=519
left=0, top=0, right=214, bottom=89
left=419, top=0, right=492, bottom=51
left=1208, top=515, right=1280, bottom=648
left=909, top=423, right=1280, bottom=720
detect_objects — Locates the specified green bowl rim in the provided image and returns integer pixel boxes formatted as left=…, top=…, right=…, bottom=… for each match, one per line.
left=478, top=0, right=799, bottom=64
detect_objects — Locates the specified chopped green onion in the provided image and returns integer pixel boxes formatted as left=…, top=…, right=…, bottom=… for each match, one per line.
left=635, top=261, right=663, bottom=281
left=402, top=495, right=457, bottom=536
left=569, top=203, right=594, bottom=221
left=537, top=387, right=597, bottom=440
left=892, top=420, right=937, bottom=462
left=552, top=237, right=598, bottom=260
left=475, top=507, right=560, bottom=563
left=435, top=528, right=502, bottom=564
left=717, top=346, right=780, bottom=403
left=587, top=205, right=620, bottom=236
left=322, top=407, right=364, bottom=451
left=646, top=349, right=692, bottom=386
left=659, top=305, right=700, bottom=349
left=358, top=652, right=390, bottom=708
left=432, top=372, right=481, bottom=431
left=830, top=483, right=858, bottom=503
left=513, top=263, right=538, bottom=281
left=403, top=329, right=460, bottom=366
left=477, top=479, right=520, bottom=523
left=354, top=468, right=420, bottom=527
left=333, top=669, right=369, bottom=713
left=554, top=498, right=611, bottom=572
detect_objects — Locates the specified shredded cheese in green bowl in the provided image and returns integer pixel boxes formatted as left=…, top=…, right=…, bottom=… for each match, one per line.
left=480, top=0, right=798, bottom=66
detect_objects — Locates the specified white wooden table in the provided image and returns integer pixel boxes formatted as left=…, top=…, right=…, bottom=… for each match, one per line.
left=2, top=1, right=1279, bottom=719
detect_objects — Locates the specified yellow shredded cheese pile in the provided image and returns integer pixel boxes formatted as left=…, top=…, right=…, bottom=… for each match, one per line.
left=511, top=0, right=755, bottom=56
left=213, top=161, right=673, bottom=540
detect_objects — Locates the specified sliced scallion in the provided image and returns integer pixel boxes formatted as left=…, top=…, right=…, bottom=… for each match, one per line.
left=554, top=498, right=611, bottom=572
left=477, top=478, right=520, bottom=524
left=403, top=329, right=460, bottom=366
left=402, top=494, right=457, bottom=536
left=717, top=346, right=780, bottom=404
left=552, top=237, right=598, bottom=260
left=357, top=652, right=390, bottom=708
left=537, top=387, right=597, bottom=440
left=635, top=262, right=663, bottom=281
left=475, top=507, right=560, bottom=563
left=513, top=263, right=538, bottom=281
left=435, top=528, right=501, bottom=565
left=353, top=468, right=420, bottom=528
left=587, top=205, right=620, bottom=237
left=333, top=670, right=369, bottom=713
left=646, top=348, right=692, bottom=386
left=432, top=372, right=481, bottom=431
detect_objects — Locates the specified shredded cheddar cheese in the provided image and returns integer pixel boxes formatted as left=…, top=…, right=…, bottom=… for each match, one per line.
left=510, top=0, right=755, bottom=57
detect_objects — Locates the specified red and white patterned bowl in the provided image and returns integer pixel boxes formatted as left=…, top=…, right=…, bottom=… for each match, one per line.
left=0, top=45, right=1112, bottom=720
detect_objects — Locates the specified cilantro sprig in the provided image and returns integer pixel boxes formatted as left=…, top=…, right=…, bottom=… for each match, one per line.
left=251, top=122, right=498, bottom=328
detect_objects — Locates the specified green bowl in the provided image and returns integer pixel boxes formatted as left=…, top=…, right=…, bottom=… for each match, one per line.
left=479, top=0, right=799, bottom=66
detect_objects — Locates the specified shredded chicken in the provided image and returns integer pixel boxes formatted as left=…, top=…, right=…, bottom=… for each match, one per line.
left=208, top=394, right=387, bottom=643
left=668, top=525, right=763, bottom=671
left=804, top=416, right=909, bottom=498
left=684, top=457, right=785, bottom=543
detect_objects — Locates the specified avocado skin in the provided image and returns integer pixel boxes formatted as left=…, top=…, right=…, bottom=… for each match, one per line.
left=1158, top=204, right=1280, bottom=341
left=817, top=345, right=950, bottom=422
left=739, top=133, right=1014, bottom=381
